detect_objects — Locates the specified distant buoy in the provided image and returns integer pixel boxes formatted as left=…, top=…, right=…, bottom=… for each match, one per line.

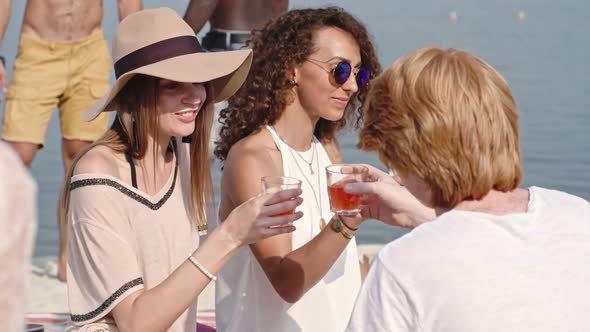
left=449, top=11, right=459, bottom=22
left=517, top=10, right=525, bottom=20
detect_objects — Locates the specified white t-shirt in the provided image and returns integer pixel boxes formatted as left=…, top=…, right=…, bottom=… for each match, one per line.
left=0, top=142, right=36, bottom=332
left=346, top=187, right=590, bottom=332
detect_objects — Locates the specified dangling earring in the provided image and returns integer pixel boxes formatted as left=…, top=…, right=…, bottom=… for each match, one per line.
left=132, top=116, right=140, bottom=153
left=181, top=135, right=192, bottom=143
left=290, top=79, right=298, bottom=86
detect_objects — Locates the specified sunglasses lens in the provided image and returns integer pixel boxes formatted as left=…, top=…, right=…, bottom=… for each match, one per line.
left=356, top=68, right=370, bottom=88
left=333, top=62, right=352, bottom=85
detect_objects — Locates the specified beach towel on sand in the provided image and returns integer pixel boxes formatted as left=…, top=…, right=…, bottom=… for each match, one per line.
left=26, top=313, right=216, bottom=331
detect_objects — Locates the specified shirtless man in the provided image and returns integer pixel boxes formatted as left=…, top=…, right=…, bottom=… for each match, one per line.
left=0, top=0, right=142, bottom=282
left=184, top=0, right=288, bottom=51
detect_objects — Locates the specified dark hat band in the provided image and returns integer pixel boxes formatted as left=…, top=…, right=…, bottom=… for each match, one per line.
left=114, top=35, right=203, bottom=79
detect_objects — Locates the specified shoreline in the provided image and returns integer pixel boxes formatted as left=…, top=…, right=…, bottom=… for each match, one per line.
left=26, top=244, right=385, bottom=315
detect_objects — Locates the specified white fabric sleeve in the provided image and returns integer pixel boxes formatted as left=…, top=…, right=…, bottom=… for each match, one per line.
left=0, top=142, right=37, bottom=332
left=66, top=186, right=144, bottom=325
left=345, top=254, right=418, bottom=332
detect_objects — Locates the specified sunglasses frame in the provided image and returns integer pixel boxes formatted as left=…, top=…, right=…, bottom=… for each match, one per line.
left=306, top=58, right=370, bottom=88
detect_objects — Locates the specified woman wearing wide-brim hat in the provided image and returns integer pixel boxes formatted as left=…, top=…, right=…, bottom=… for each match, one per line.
left=58, top=8, right=304, bottom=332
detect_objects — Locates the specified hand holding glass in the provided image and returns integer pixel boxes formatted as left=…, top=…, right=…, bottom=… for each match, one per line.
left=261, top=176, right=302, bottom=216
left=326, top=164, right=368, bottom=216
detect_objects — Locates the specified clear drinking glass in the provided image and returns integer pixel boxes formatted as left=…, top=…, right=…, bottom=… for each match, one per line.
left=261, top=176, right=302, bottom=216
left=326, top=164, right=368, bottom=216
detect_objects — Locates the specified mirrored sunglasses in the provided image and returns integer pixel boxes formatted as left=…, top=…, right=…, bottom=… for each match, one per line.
left=308, top=59, right=370, bottom=88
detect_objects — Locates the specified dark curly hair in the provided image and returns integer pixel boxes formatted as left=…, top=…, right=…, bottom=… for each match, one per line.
left=214, top=6, right=381, bottom=161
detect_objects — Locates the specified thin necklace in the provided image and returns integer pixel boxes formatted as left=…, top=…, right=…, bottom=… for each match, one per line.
left=270, top=126, right=316, bottom=175
left=270, top=126, right=326, bottom=230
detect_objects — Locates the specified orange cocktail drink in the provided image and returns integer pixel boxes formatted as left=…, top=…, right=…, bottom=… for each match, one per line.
left=327, top=182, right=363, bottom=211
left=261, top=176, right=302, bottom=217
left=325, top=164, right=367, bottom=216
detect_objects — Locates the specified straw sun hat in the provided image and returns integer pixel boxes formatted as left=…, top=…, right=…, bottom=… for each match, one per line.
left=82, top=7, right=253, bottom=121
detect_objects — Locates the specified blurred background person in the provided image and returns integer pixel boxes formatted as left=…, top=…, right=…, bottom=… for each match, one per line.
left=184, top=0, right=289, bottom=51
left=345, top=47, right=590, bottom=332
left=0, top=0, right=142, bottom=282
left=0, top=141, right=37, bottom=332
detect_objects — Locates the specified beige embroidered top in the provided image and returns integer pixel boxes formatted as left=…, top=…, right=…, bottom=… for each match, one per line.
left=66, top=142, right=200, bottom=331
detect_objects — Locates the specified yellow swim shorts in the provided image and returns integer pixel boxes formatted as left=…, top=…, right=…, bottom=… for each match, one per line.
left=1, top=30, right=111, bottom=147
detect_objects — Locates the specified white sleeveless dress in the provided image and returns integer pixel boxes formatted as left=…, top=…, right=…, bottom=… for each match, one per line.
left=215, top=126, right=361, bottom=332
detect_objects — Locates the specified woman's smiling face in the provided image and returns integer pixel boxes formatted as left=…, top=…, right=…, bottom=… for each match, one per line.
left=157, top=79, right=207, bottom=138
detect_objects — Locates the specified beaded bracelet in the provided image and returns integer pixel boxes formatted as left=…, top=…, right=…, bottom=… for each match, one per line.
left=188, top=255, right=217, bottom=281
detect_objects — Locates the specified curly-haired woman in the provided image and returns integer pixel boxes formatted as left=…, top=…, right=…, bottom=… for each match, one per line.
left=214, top=7, right=381, bottom=332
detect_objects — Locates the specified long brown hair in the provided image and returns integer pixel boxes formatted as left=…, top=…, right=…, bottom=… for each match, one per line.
left=58, top=74, right=214, bottom=250
left=214, top=7, right=381, bottom=161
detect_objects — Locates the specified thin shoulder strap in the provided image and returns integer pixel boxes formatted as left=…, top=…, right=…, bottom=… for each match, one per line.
left=123, top=140, right=177, bottom=190
left=265, top=125, right=283, bottom=150
left=124, top=150, right=138, bottom=189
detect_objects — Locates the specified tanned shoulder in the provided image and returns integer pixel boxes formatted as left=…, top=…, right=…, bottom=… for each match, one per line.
left=223, top=129, right=283, bottom=205
left=74, top=145, right=120, bottom=178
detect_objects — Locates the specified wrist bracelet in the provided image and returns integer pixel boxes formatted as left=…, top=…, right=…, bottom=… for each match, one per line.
left=340, top=217, right=359, bottom=231
left=340, top=225, right=355, bottom=239
left=330, top=215, right=356, bottom=240
left=188, top=255, right=217, bottom=281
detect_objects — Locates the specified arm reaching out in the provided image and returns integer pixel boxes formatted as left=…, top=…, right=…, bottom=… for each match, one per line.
left=110, top=188, right=303, bottom=332
left=0, top=0, right=11, bottom=98
left=344, top=165, right=435, bottom=229
left=183, top=0, right=219, bottom=33
left=272, top=0, right=289, bottom=18
left=117, top=0, right=143, bottom=21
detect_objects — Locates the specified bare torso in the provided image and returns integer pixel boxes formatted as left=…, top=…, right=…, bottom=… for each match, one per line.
left=210, top=0, right=276, bottom=30
left=21, top=0, right=104, bottom=41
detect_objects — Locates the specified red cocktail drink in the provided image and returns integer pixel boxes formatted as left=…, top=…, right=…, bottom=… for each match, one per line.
left=261, top=176, right=302, bottom=217
left=272, top=208, right=296, bottom=217
left=328, top=182, right=362, bottom=212
left=325, top=164, right=367, bottom=216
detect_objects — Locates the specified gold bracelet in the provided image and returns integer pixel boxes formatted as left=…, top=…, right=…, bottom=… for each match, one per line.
left=340, top=217, right=359, bottom=231
left=340, top=225, right=355, bottom=239
left=188, top=255, right=217, bottom=281
left=330, top=215, right=356, bottom=240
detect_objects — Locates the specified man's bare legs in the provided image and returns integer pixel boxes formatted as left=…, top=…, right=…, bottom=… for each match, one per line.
left=6, top=141, right=38, bottom=168
left=62, top=138, right=90, bottom=173
left=57, top=138, right=92, bottom=282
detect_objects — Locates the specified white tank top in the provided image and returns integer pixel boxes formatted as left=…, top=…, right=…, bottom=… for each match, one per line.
left=215, top=126, right=361, bottom=332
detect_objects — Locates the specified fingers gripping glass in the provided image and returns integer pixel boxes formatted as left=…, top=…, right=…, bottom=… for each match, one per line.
left=261, top=176, right=302, bottom=216
left=307, top=58, right=370, bottom=88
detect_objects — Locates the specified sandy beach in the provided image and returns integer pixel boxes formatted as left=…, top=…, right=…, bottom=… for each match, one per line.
left=26, top=244, right=384, bottom=320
